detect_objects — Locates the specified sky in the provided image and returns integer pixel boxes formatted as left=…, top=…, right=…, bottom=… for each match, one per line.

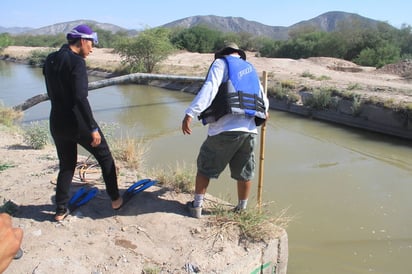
left=1, top=0, right=411, bottom=30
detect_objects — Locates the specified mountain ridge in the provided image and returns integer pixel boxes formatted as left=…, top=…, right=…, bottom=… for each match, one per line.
left=0, top=11, right=393, bottom=40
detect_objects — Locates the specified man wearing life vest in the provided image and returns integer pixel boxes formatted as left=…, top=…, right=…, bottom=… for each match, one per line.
left=182, top=42, right=269, bottom=218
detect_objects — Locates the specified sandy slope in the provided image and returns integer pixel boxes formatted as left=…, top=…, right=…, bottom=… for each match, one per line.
left=1, top=128, right=283, bottom=273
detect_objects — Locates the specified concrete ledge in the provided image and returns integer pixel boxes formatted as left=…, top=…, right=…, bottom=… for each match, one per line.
left=269, top=97, right=412, bottom=140
left=221, top=229, right=288, bottom=274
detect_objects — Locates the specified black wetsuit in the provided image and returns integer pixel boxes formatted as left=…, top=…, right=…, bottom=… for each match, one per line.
left=43, top=44, right=119, bottom=210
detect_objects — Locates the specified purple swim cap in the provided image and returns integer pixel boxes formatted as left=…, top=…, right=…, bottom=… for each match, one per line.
left=66, top=24, right=98, bottom=44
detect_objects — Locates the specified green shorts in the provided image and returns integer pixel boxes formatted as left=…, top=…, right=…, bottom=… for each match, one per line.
left=197, top=132, right=257, bottom=181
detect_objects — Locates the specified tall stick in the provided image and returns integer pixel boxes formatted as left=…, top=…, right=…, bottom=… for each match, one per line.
left=257, top=71, right=268, bottom=212
left=13, top=72, right=204, bottom=111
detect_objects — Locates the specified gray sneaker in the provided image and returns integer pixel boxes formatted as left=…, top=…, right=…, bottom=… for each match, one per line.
left=186, top=201, right=202, bottom=218
left=233, top=205, right=245, bottom=213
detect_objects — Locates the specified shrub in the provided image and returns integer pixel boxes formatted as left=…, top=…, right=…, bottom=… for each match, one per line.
left=0, top=104, right=22, bottom=127
left=28, top=49, right=54, bottom=67
left=351, top=95, right=363, bottom=116
left=0, top=162, right=15, bottom=172
left=347, top=83, right=362, bottom=90
left=23, top=121, right=50, bottom=149
left=303, top=88, right=332, bottom=109
left=267, top=82, right=299, bottom=103
left=301, top=70, right=315, bottom=79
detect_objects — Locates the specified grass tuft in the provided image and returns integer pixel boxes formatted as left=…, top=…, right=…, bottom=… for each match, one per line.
left=150, top=162, right=195, bottom=193
left=0, top=104, right=23, bottom=127
left=208, top=201, right=292, bottom=243
left=110, top=135, right=149, bottom=170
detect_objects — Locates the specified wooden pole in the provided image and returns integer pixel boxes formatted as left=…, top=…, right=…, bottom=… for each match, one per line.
left=13, top=72, right=204, bottom=111
left=257, top=71, right=268, bottom=212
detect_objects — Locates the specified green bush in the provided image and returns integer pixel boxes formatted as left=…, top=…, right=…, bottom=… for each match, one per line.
left=28, top=49, right=54, bottom=67
left=23, top=121, right=50, bottom=149
left=267, top=83, right=299, bottom=103
left=304, top=88, right=332, bottom=110
left=351, top=95, right=363, bottom=116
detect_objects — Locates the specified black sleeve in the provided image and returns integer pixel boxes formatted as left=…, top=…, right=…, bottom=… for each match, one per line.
left=71, top=58, right=98, bottom=132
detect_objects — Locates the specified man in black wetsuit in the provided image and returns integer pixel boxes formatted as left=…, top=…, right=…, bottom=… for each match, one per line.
left=43, top=25, right=123, bottom=221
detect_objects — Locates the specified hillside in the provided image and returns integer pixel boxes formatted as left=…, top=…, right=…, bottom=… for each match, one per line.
left=162, top=11, right=388, bottom=40
left=0, top=11, right=394, bottom=40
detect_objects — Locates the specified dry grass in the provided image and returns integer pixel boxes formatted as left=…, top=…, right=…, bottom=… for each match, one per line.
left=208, top=201, right=292, bottom=244
left=110, top=136, right=150, bottom=170
left=0, top=104, right=23, bottom=127
left=149, top=161, right=196, bottom=193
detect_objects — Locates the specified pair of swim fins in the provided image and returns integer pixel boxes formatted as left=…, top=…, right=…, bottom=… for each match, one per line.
left=69, top=179, right=157, bottom=212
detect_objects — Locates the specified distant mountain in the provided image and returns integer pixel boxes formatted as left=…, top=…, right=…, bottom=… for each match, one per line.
left=289, top=11, right=382, bottom=32
left=161, top=12, right=391, bottom=40
left=161, top=15, right=289, bottom=40
left=31, top=20, right=128, bottom=35
left=0, top=26, right=33, bottom=34
left=1, top=20, right=135, bottom=36
left=0, top=12, right=394, bottom=40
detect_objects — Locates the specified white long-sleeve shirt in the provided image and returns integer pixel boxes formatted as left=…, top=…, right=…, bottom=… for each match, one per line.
left=185, top=55, right=269, bottom=136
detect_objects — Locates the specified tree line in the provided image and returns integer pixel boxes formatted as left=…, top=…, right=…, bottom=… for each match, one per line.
left=1, top=21, right=411, bottom=73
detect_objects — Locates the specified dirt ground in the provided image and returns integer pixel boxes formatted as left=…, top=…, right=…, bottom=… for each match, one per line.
left=1, top=46, right=411, bottom=273
left=1, top=128, right=283, bottom=274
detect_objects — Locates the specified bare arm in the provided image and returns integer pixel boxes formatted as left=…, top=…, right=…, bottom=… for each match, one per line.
left=0, top=213, right=23, bottom=273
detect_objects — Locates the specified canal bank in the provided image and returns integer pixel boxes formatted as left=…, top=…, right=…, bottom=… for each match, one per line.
left=0, top=128, right=289, bottom=273
left=148, top=77, right=412, bottom=140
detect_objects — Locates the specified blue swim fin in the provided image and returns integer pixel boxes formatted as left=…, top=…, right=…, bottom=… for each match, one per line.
left=117, top=179, right=157, bottom=210
left=68, top=187, right=99, bottom=212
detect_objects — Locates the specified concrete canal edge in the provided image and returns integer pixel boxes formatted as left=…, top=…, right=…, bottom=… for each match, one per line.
left=269, top=94, right=412, bottom=140
left=221, top=228, right=288, bottom=274
left=149, top=79, right=412, bottom=140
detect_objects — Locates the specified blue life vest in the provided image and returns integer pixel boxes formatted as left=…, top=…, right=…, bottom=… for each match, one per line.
left=199, top=56, right=266, bottom=126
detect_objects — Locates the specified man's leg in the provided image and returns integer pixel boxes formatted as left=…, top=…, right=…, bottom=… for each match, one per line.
left=193, top=172, right=210, bottom=208
left=236, top=180, right=252, bottom=210
left=54, top=138, right=77, bottom=209
left=79, top=131, right=121, bottom=208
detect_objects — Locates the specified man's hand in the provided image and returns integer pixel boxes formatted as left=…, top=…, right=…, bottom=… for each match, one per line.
left=182, top=114, right=193, bottom=135
left=0, top=213, right=23, bottom=273
left=91, top=130, right=101, bottom=147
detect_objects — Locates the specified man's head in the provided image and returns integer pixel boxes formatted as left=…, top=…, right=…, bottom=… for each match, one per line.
left=215, top=42, right=246, bottom=60
left=66, top=25, right=98, bottom=58
left=66, top=25, right=98, bottom=45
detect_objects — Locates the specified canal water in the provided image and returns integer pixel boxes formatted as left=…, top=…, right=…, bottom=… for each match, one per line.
left=1, top=61, right=412, bottom=274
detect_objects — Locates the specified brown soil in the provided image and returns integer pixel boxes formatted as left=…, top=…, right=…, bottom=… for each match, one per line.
left=1, top=128, right=283, bottom=273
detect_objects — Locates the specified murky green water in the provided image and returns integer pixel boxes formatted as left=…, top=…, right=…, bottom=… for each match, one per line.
left=2, top=61, right=412, bottom=274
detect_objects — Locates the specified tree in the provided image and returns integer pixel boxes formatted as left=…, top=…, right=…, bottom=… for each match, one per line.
left=0, top=33, right=13, bottom=50
left=91, top=27, right=129, bottom=48
left=170, top=25, right=222, bottom=53
left=114, top=28, right=175, bottom=73
left=355, top=43, right=400, bottom=67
